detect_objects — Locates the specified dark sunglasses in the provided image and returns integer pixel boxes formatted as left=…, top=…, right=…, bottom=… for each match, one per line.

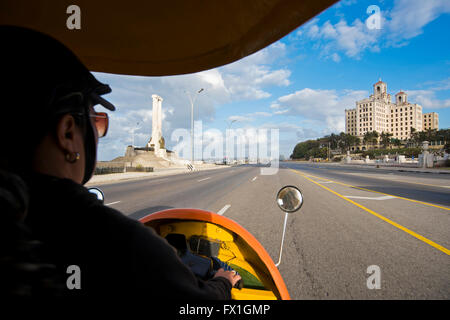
left=53, top=92, right=110, bottom=138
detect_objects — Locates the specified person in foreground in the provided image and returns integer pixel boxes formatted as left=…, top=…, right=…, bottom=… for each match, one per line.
left=0, top=26, right=240, bottom=298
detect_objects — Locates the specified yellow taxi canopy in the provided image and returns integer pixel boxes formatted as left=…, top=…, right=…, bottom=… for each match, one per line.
left=1, top=0, right=337, bottom=76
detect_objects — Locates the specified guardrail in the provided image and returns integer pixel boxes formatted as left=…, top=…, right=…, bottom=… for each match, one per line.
left=94, top=166, right=153, bottom=175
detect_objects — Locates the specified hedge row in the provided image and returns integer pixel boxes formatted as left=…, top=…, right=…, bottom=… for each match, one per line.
left=361, top=147, right=422, bottom=158
left=94, top=166, right=153, bottom=175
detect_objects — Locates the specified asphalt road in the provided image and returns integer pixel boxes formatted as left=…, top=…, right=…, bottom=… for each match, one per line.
left=91, top=162, right=450, bottom=299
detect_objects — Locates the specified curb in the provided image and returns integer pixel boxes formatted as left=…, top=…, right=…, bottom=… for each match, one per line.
left=85, top=165, right=231, bottom=186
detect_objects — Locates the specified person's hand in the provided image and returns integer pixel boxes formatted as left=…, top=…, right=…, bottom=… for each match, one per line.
left=213, top=268, right=241, bottom=287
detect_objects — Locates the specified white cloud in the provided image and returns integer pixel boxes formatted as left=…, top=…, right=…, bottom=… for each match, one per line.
left=273, top=109, right=289, bottom=115
left=248, top=111, right=272, bottom=117
left=227, top=111, right=273, bottom=123
left=298, top=0, right=450, bottom=60
left=387, top=0, right=450, bottom=42
left=270, top=103, right=282, bottom=109
left=421, top=77, right=450, bottom=91
left=406, top=90, right=450, bottom=109
left=403, top=77, right=450, bottom=109
left=334, top=0, right=358, bottom=8
left=221, top=42, right=291, bottom=100
left=302, top=18, right=381, bottom=60
left=93, top=42, right=292, bottom=160
left=273, top=88, right=368, bottom=132
left=228, top=115, right=254, bottom=122
left=331, top=53, right=341, bottom=62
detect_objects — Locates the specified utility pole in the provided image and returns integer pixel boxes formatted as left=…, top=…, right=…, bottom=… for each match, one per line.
left=328, top=141, right=331, bottom=161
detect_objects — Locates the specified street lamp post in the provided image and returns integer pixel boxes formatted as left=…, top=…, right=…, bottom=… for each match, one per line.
left=226, top=119, right=237, bottom=130
left=131, top=122, right=140, bottom=147
left=186, top=88, right=204, bottom=163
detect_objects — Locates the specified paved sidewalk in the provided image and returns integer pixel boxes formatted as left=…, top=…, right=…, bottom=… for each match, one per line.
left=287, top=161, right=450, bottom=174
left=342, top=163, right=450, bottom=174
left=85, top=164, right=231, bottom=186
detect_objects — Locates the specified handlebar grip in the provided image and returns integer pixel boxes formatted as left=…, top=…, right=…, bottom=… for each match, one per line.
left=234, top=279, right=244, bottom=290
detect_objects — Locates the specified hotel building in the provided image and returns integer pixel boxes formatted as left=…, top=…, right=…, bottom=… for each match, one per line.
left=422, top=112, right=439, bottom=131
left=345, top=80, right=439, bottom=141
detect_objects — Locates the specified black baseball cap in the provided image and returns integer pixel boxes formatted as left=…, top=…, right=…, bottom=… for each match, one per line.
left=1, top=25, right=115, bottom=114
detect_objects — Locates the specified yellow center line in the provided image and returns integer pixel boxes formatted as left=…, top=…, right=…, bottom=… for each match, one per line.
left=339, top=172, right=450, bottom=189
left=296, top=170, right=450, bottom=212
left=291, top=169, right=450, bottom=256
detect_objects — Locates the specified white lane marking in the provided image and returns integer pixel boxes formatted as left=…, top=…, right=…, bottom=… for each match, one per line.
left=197, top=177, right=211, bottom=182
left=318, top=181, right=333, bottom=184
left=217, top=204, right=231, bottom=215
left=105, top=201, right=121, bottom=206
left=252, top=176, right=257, bottom=182
left=343, top=195, right=395, bottom=200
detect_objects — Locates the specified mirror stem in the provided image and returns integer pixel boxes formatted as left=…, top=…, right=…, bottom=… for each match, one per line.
left=275, top=211, right=289, bottom=267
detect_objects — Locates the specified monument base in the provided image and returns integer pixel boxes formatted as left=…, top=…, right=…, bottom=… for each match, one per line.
left=116, top=145, right=185, bottom=169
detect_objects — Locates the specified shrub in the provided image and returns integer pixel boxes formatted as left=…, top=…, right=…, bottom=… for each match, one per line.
left=361, top=147, right=421, bottom=158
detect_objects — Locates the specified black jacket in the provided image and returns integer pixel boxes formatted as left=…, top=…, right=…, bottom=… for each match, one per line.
left=23, top=173, right=232, bottom=299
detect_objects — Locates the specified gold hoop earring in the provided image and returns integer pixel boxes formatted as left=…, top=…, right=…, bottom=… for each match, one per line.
left=65, top=152, right=80, bottom=164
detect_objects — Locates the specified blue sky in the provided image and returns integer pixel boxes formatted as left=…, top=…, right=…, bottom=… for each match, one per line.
left=94, top=0, right=450, bottom=161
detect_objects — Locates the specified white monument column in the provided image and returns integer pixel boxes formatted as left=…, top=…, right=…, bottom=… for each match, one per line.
left=148, top=94, right=163, bottom=153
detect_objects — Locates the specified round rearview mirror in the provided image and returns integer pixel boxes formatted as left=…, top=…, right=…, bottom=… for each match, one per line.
left=276, top=186, right=303, bottom=213
left=88, top=187, right=104, bottom=204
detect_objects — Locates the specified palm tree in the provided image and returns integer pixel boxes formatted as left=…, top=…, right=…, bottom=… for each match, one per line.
left=390, top=138, right=402, bottom=148
left=342, top=133, right=360, bottom=152
left=371, top=131, right=379, bottom=148
left=409, top=127, right=418, bottom=147
left=363, top=132, right=370, bottom=146
left=363, top=131, right=379, bottom=149
left=380, top=131, right=393, bottom=149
